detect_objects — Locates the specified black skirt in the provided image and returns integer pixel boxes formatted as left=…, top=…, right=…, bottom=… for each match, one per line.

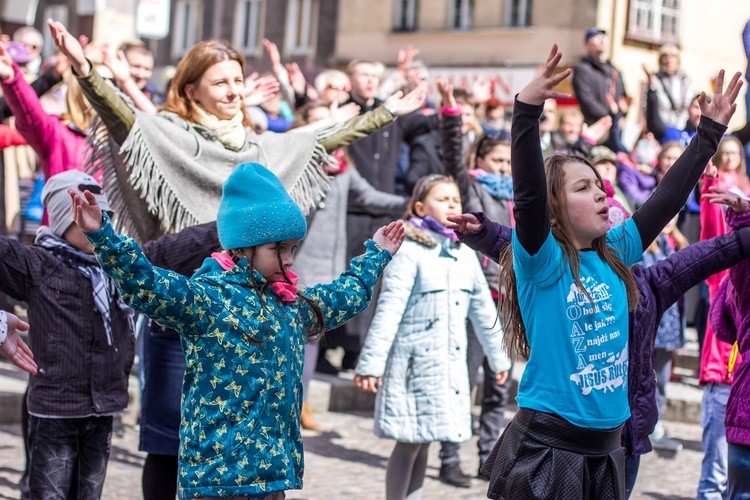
left=481, top=408, right=625, bottom=500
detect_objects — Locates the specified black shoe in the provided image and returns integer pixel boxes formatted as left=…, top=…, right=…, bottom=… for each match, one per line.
left=477, top=459, right=490, bottom=481
left=438, top=463, right=471, bottom=488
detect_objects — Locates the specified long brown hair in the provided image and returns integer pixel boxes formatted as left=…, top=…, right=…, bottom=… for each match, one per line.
left=498, top=155, right=640, bottom=360
left=162, top=40, right=253, bottom=127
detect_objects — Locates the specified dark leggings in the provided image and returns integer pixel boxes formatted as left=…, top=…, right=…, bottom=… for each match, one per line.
left=142, top=453, right=178, bottom=500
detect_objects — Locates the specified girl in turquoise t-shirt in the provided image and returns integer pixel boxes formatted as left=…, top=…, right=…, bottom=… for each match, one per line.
left=448, top=45, right=741, bottom=499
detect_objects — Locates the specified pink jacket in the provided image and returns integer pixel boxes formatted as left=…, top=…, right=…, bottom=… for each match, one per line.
left=711, top=208, right=750, bottom=445
left=699, top=175, right=742, bottom=384
left=0, top=63, right=89, bottom=179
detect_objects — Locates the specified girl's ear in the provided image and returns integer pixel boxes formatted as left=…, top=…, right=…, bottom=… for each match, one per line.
left=413, top=201, right=425, bottom=218
left=475, top=156, right=487, bottom=172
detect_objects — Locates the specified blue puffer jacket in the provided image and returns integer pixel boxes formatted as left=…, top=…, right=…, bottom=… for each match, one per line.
left=87, top=215, right=391, bottom=498
left=460, top=213, right=750, bottom=457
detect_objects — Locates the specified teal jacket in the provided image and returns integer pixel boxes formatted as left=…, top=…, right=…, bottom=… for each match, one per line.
left=86, top=215, right=391, bottom=498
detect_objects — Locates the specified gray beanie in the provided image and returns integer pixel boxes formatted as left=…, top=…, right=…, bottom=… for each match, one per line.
left=41, top=170, right=111, bottom=237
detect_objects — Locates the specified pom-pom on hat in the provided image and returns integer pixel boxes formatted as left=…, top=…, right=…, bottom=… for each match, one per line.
left=217, top=162, right=307, bottom=250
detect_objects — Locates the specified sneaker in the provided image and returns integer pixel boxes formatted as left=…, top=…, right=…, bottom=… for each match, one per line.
left=438, top=463, right=471, bottom=488
left=650, top=434, right=683, bottom=453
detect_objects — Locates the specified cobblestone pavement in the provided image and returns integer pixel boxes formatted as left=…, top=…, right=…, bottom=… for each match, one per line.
left=0, top=408, right=705, bottom=500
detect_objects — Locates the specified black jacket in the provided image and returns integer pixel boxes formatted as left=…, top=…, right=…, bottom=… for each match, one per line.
left=0, top=222, right=219, bottom=417
left=572, top=55, right=628, bottom=125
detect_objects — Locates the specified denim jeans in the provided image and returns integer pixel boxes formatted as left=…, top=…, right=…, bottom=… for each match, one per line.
left=728, top=443, right=750, bottom=499
left=28, top=415, right=113, bottom=500
left=697, top=382, right=730, bottom=500
left=140, top=321, right=185, bottom=455
left=440, top=323, right=512, bottom=466
left=624, top=454, right=640, bottom=499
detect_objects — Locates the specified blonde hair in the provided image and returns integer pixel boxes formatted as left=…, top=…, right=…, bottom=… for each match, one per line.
left=498, top=155, right=640, bottom=360
left=60, top=69, right=94, bottom=131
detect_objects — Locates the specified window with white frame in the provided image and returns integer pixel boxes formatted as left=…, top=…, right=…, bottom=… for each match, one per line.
left=233, top=0, right=264, bottom=54
left=503, top=0, right=532, bottom=28
left=172, top=0, right=202, bottom=59
left=393, top=0, right=419, bottom=32
left=448, top=0, right=473, bottom=30
left=628, top=0, right=681, bottom=43
left=285, top=0, right=318, bottom=55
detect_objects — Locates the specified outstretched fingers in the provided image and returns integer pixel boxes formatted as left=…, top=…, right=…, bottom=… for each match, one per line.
left=725, top=72, right=743, bottom=104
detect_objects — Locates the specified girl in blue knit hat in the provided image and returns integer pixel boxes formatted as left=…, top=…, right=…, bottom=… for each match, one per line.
left=70, top=161, right=405, bottom=500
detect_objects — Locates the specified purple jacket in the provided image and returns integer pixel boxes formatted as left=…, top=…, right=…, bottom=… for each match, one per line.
left=460, top=213, right=750, bottom=457
left=711, top=208, right=750, bottom=447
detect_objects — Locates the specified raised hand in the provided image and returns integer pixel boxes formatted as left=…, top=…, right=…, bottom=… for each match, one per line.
left=353, top=374, right=382, bottom=393
left=699, top=70, right=743, bottom=126
left=0, top=312, right=37, bottom=375
left=263, top=38, right=283, bottom=75
left=69, top=189, right=104, bottom=232
left=445, top=213, right=481, bottom=234
left=330, top=101, right=360, bottom=122
left=285, top=62, right=307, bottom=95
left=642, top=63, right=657, bottom=89
left=582, top=115, right=613, bottom=143
left=436, top=78, right=456, bottom=109
left=0, top=43, right=15, bottom=80
left=702, top=186, right=750, bottom=213
left=103, top=49, right=132, bottom=85
left=47, top=19, right=90, bottom=76
left=517, top=44, right=572, bottom=106
left=372, top=221, right=405, bottom=255
left=244, top=73, right=280, bottom=107
left=384, top=82, right=428, bottom=116
left=471, top=75, right=493, bottom=105
left=397, top=45, right=420, bottom=74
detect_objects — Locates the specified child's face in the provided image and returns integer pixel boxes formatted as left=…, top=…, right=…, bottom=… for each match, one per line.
left=594, top=160, right=617, bottom=183
left=460, top=103, right=477, bottom=134
left=63, top=223, right=94, bottom=254
left=415, top=182, right=462, bottom=226
left=241, top=239, right=301, bottom=282
left=562, top=162, right=609, bottom=248
left=657, top=146, right=682, bottom=175
left=477, top=144, right=512, bottom=175
left=719, top=140, right=742, bottom=171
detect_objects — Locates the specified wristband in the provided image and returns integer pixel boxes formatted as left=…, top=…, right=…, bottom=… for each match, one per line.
left=0, top=310, right=7, bottom=346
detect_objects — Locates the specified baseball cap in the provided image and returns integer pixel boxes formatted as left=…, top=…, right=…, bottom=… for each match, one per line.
left=585, top=27, right=606, bottom=42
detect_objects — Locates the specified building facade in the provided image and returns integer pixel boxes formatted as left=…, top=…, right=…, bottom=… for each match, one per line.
left=336, top=0, right=750, bottom=129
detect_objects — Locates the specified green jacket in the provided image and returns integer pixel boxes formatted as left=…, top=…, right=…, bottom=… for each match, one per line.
left=86, top=215, right=391, bottom=497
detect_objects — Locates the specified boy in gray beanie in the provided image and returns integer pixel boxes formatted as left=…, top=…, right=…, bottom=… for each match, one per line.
left=0, top=169, right=220, bottom=499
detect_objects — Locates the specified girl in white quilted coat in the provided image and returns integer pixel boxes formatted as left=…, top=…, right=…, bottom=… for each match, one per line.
left=354, top=174, right=511, bottom=500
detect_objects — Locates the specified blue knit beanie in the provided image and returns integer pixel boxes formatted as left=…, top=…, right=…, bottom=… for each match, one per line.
left=217, top=162, right=307, bottom=250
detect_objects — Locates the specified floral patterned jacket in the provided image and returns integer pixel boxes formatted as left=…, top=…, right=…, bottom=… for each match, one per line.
left=86, top=215, right=391, bottom=498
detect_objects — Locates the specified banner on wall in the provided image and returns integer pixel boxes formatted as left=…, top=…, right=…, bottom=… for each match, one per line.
left=2, top=0, right=40, bottom=25
left=136, top=0, right=170, bottom=39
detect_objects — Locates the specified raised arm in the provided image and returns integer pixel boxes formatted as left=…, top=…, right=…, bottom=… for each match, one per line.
left=301, top=222, right=403, bottom=332
left=48, top=19, right=135, bottom=145
left=632, top=70, right=742, bottom=250
left=317, top=85, right=427, bottom=152
left=0, top=48, right=56, bottom=160
left=437, top=79, right=479, bottom=211
left=0, top=63, right=62, bottom=122
left=513, top=45, right=572, bottom=255
left=73, top=190, right=210, bottom=333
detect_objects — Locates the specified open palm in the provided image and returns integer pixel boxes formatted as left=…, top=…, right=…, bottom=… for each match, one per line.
left=70, top=189, right=104, bottom=232
left=47, top=19, right=90, bottom=76
left=698, top=70, right=743, bottom=126
left=517, top=44, right=572, bottom=106
left=373, top=221, right=405, bottom=255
